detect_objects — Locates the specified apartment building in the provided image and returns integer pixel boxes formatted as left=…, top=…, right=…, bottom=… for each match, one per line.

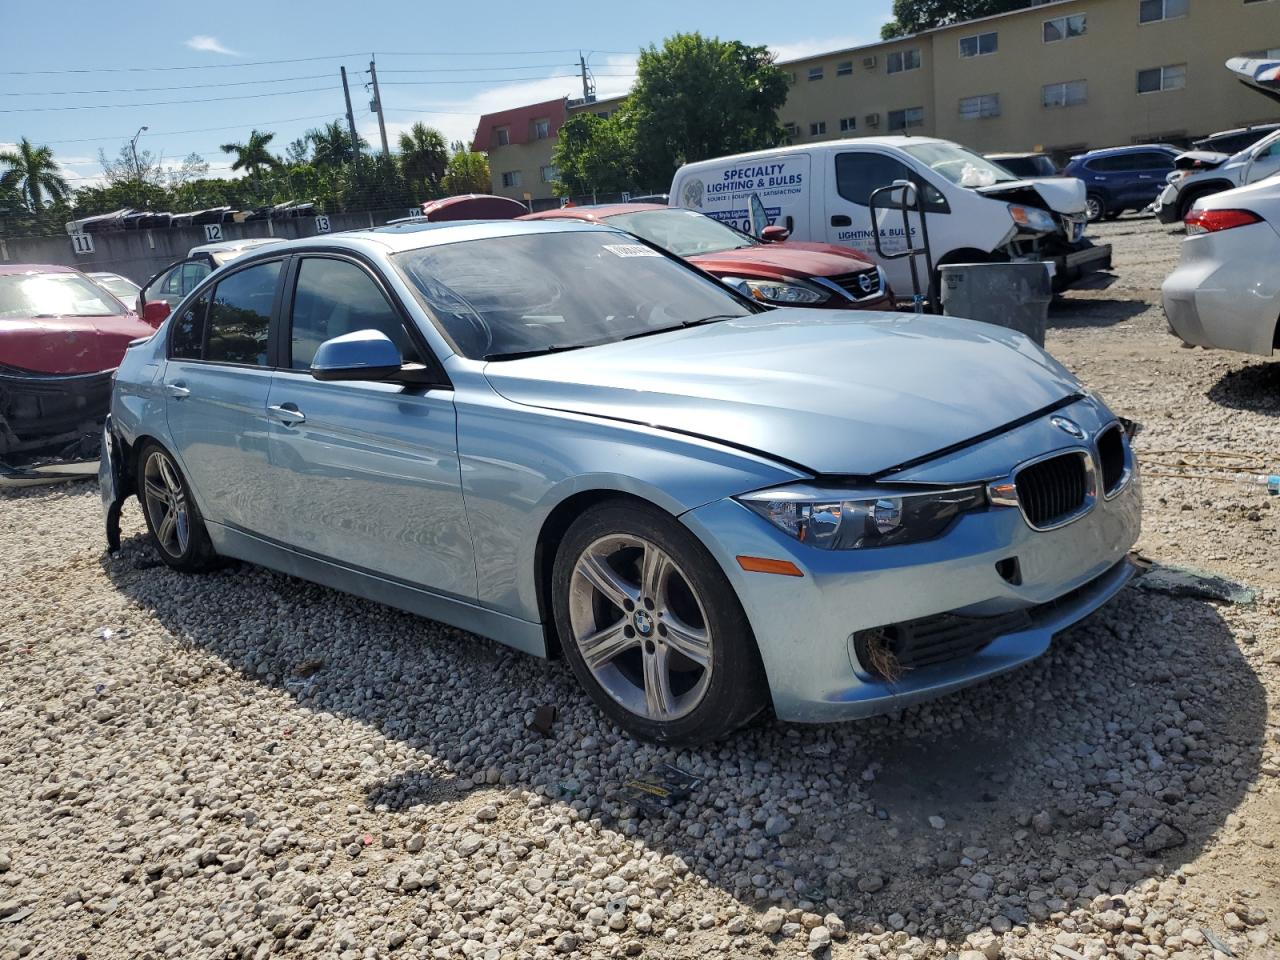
left=472, top=94, right=626, bottom=208
left=780, top=0, right=1279, bottom=157
left=473, top=0, right=1278, bottom=200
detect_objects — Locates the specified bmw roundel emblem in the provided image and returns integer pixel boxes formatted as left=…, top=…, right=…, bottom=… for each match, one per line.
left=1050, top=415, right=1087, bottom=440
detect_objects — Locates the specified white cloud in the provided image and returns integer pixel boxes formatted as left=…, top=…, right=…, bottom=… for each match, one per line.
left=185, top=35, right=238, bottom=56
left=767, top=31, right=888, bottom=63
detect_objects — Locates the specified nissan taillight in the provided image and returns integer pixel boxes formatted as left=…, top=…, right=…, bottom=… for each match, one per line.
left=1185, top=209, right=1264, bottom=235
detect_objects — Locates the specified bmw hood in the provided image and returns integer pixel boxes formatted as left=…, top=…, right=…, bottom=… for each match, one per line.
left=483, top=311, right=1083, bottom=476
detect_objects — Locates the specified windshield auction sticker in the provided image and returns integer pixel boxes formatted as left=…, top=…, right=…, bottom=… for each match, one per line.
left=603, top=244, right=662, bottom=258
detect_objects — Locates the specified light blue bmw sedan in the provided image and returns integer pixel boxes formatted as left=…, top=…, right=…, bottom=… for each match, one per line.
left=101, top=219, right=1140, bottom=744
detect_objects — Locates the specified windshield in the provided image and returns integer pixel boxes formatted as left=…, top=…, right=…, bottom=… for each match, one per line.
left=604, top=208, right=755, bottom=257
left=92, top=275, right=139, bottom=299
left=0, top=272, right=127, bottom=318
left=394, top=231, right=755, bottom=360
left=903, top=142, right=1019, bottom=187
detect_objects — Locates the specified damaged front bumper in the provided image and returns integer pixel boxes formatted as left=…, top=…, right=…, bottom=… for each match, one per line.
left=0, top=367, right=112, bottom=487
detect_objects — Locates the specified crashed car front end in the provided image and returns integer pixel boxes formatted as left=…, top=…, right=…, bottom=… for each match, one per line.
left=979, top=180, right=1112, bottom=290
left=0, top=365, right=110, bottom=486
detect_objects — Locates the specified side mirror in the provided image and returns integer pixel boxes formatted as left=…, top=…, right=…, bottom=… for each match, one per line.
left=143, top=300, right=171, bottom=327
left=760, top=224, right=790, bottom=242
left=310, top=329, right=404, bottom=382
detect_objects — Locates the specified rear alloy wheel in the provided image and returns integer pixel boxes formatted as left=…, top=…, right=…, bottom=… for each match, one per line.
left=1085, top=194, right=1106, bottom=222
left=138, top=441, right=217, bottom=572
left=553, top=502, right=768, bottom=743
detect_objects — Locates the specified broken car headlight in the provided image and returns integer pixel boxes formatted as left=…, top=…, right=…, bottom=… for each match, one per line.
left=721, top=276, right=828, bottom=305
left=1007, top=203, right=1058, bottom=234
left=736, top=484, right=987, bottom=550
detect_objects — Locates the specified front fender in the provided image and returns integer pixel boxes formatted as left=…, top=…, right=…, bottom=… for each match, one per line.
left=99, top=415, right=128, bottom=552
left=455, top=392, right=806, bottom=622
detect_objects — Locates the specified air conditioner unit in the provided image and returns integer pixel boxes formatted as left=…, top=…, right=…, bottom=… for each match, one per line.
left=863, top=56, right=878, bottom=69
left=865, top=113, right=881, bottom=126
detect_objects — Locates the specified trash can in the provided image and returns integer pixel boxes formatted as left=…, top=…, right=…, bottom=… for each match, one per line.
left=939, top=262, right=1053, bottom=346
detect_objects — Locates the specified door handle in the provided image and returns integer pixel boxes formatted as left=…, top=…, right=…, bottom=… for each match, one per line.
left=164, top=382, right=190, bottom=399
left=268, top=403, right=306, bottom=425
left=830, top=214, right=852, bottom=227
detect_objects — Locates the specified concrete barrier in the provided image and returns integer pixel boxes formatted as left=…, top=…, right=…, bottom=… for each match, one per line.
left=0, top=209, right=406, bottom=284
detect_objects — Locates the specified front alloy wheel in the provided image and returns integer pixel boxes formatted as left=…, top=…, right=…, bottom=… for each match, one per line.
left=143, top=450, right=190, bottom=558
left=553, top=501, right=768, bottom=744
left=569, top=534, right=713, bottom=722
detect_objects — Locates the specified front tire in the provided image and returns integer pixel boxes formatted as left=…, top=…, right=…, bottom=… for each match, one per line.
left=1085, top=193, right=1107, bottom=222
left=552, top=501, right=768, bottom=744
left=137, top=441, right=217, bottom=572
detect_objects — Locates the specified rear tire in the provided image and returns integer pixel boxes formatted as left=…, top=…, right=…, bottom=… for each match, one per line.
left=552, top=500, right=769, bottom=744
left=136, top=440, right=217, bottom=572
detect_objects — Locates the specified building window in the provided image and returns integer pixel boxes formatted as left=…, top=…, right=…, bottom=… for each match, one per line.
left=1138, top=63, right=1187, bottom=92
left=887, top=107, right=925, bottom=131
left=595, top=110, right=611, bottom=119
left=808, top=66, right=824, bottom=81
left=1245, top=45, right=1280, bottom=57
left=837, top=60, right=853, bottom=75
left=1042, top=79, right=1088, bottom=107
left=533, top=118, right=550, bottom=140
left=839, top=116, right=857, bottom=132
left=783, top=121, right=799, bottom=139
left=501, top=170, right=521, bottom=188
left=959, top=31, right=998, bottom=57
left=887, top=48, right=921, bottom=74
left=539, top=165, right=557, bottom=183
left=809, top=121, right=827, bottom=136
left=495, top=127, right=510, bottom=147
left=1043, top=14, right=1087, bottom=41
left=959, top=93, right=1001, bottom=119
left=1140, top=0, right=1189, bottom=21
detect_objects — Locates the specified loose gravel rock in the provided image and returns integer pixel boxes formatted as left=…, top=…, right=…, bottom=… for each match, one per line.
left=1, top=216, right=1278, bottom=958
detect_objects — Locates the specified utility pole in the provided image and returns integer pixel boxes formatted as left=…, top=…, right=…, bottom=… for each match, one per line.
left=579, top=52, right=593, bottom=102
left=369, top=57, right=390, bottom=158
left=129, top=125, right=149, bottom=182
left=340, top=66, right=362, bottom=173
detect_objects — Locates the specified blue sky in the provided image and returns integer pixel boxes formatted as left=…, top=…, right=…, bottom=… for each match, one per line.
left=0, top=0, right=893, bottom=189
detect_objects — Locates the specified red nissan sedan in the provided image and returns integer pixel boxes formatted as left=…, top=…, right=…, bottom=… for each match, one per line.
left=0, top=264, right=155, bottom=482
left=521, top=204, right=893, bottom=309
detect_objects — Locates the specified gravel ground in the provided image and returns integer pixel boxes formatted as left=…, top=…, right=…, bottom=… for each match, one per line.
left=2, top=215, right=1278, bottom=960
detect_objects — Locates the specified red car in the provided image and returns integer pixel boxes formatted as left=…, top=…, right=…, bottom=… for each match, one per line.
left=521, top=203, right=893, bottom=309
left=0, top=264, right=155, bottom=483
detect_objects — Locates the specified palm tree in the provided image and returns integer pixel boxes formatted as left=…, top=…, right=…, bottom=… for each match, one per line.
left=0, top=138, right=69, bottom=210
left=398, top=122, right=449, bottom=199
left=219, top=130, right=282, bottom=186
left=306, top=121, right=366, bottom=169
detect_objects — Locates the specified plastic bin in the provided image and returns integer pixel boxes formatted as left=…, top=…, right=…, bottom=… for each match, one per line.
left=939, top=262, right=1053, bottom=346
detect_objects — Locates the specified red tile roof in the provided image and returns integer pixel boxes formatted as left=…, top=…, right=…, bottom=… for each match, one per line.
left=471, top=97, right=568, bottom=152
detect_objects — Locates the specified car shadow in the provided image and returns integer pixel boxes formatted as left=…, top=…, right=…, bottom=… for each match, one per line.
left=101, top=531, right=1265, bottom=946
left=1048, top=296, right=1150, bottom=329
left=1207, top=361, right=1280, bottom=416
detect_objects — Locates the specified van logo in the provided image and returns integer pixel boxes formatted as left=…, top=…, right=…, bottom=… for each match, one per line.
left=682, top=178, right=705, bottom=209
left=1050, top=415, right=1087, bottom=440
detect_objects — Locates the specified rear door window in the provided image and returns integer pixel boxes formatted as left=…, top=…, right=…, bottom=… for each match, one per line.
left=204, top=260, right=282, bottom=366
left=287, top=257, right=421, bottom=370
left=179, top=260, right=212, bottom=295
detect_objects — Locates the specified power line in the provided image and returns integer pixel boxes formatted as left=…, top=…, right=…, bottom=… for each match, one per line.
left=0, top=86, right=335, bottom=114
left=37, top=114, right=347, bottom=145
left=0, top=73, right=335, bottom=97
left=378, top=73, right=635, bottom=86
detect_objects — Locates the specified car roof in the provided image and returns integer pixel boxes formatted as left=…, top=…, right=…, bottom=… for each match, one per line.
left=986, top=152, right=1049, bottom=159
left=187, top=237, right=287, bottom=255
left=521, top=203, right=669, bottom=222
left=675, top=136, right=952, bottom=169
left=235, top=218, right=617, bottom=258
left=1201, top=121, right=1280, bottom=138
left=0, top=263, right=79, bottom=276
left=1074, top=143, right=1177, bottom=159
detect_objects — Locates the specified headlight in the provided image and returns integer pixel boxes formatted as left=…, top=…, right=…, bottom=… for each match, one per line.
left=721, top=276, right=828, bottom=305
left=736, top=484, right=986, bottom=550
left=1007, top=204, right=1058, bottom=234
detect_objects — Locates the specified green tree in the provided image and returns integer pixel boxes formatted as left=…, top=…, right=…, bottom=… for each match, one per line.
left=397, top=122, right=449, bottom=199
left=626, top=33, right=789, bottom=187
left=551, top=113, right=637, bottom=197
left=442, top=149, right=491, bottom=195
left=0, top=138, right=69, bottom=210
left=306, top=120, right=367, bottom=169
left=881, top=0, right=1029, bottom=38
left=219, top=130, right=282, bottom=191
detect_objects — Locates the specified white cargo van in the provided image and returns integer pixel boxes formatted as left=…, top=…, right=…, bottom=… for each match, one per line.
left=670, top=136, right=1112, bottom=296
